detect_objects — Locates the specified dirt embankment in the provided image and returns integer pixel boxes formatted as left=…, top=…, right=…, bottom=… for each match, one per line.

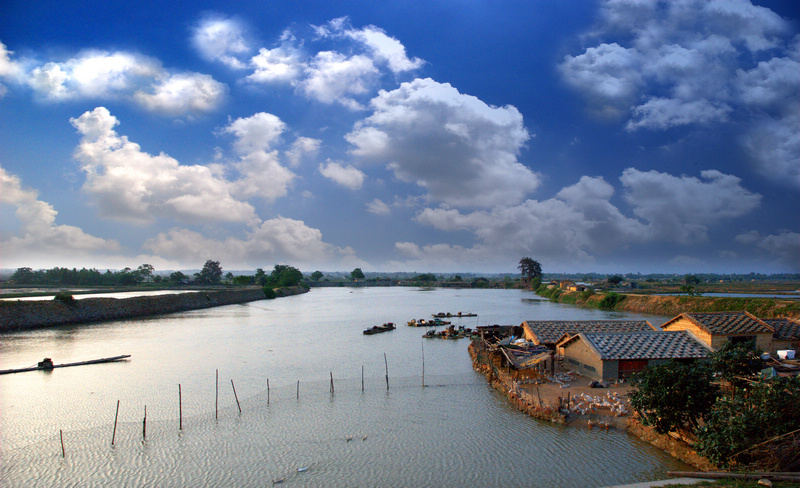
left=0, top=286, right=308, bottom=331
left=551, top=291, right=800, bottom=319
left=468, top=341, right=717, bottom=470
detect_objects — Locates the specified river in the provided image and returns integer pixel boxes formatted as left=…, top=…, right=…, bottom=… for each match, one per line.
left=0, top=287, right=690, bottom=487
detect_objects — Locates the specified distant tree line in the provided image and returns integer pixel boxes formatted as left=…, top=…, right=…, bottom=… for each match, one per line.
left=10, top=265, right=158, bottom=286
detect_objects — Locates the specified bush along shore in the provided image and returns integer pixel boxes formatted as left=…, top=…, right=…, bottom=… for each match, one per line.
left=0, top=286, right=308, bottom=331
left=536, top=285, right=800, bottom=319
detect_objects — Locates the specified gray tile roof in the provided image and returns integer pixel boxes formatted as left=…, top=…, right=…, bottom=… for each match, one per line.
left=522, top=320, right=655, bottom=344
left=580, top=331, right=711, bottom=360
left=680, top=312, right=772, bottom=335
left=762, top=318, right=800, bottom=340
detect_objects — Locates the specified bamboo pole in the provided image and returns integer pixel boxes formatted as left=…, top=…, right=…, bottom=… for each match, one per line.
left=215, top=369, right=219, bottom=420
left=330, top=372, right=334, bottom=394
left=111, top=400, right=120, bottom=446
left=60, top=429, right=65, bottom=457
left=267, top=378, right=270, bottom=406
left=384, top=353, right=389, bottom=391
left=179, top=384, right=182, bottom=430
left=421, top=341, right=425, bottom=387
left=142, top=406, right=147, bottom=441
left=231, top=379, right=241, bottom=414
left=296, top=380, right=300, bottom=399
left=361, top=366, right=364, bottom=392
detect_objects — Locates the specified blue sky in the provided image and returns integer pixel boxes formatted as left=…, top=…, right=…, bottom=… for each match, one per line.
left=1, top=0, right=798, bottom=274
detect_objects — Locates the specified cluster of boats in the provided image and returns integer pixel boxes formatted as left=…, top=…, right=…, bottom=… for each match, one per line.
left=363, top=312, right=479, bottom=338
left=432, top=312, right=477, bottom=318
left=423, top=325, right=476, bottom=340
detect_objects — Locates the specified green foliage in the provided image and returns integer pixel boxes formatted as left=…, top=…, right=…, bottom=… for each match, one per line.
left=695, top=376, right=800, bottom=467
left=231, top=275, right=254, bottom=285
left=310, top=270, right=324, bottom=281
left=194, top=260, right=223, bottom=284
left=629, top=360, right=719, bottom=434
left=607, top=275, right=624, bottom=285
left=265, top=265, right=303, bottom=288
left=685, top=274, right=701, bottom=285
left=53, top=292, right=75, bottom=304
left=599, top=292, right=625, bottom=309
left=10, top=267, right=36, bottom=284
left=711, top=340, right=763, bottom=386
left=169, top=271, right=187, bottom=284
left=581, top=289, right=594, bottom=300
left=413, top=273, right=437, bottom=282
left=680, top=284, right=701, bottom=296
left=351, top=268, right=365, bottom=280
left=263, top=287, right=277, bottom=299
left=517, top=257, right=542, bottom=283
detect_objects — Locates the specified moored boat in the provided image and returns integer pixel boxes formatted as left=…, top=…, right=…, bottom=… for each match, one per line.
left=363, top=323, right=396, bottom=335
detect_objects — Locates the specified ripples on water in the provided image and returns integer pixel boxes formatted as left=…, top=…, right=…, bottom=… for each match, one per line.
left=3, top=376, right=682, bottom=487
left=1, top=288, right=687, bottom=487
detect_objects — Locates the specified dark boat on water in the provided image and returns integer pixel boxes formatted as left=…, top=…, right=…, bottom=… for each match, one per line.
left=0, top=355, right=131, bottom=375
left=432, top=312, right=478, bottom=318
left=363, top=323, right=396, bottom=335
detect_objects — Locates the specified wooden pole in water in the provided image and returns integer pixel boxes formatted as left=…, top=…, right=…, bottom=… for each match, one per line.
left=215, top=369, right=219, bottom=420
left=384, top=353, right=389, bottom=391
left=179, top=384, right=182, bottom=430
left=296, top=380, right=300, bottom=399
left=143, top=406, right=147, bottom=441
left=231, top=379, right=241, bottom=413
left=60, top=429, right=65, bottom=457
left=267, top=378, right=270, bottom=406
left=112, top=400, right=120, bottom=446
left=421, top=341, right=425, bottom=387
left=361, top=365, right=364, bottom=392
left=330, top=372, right=334, bottom=394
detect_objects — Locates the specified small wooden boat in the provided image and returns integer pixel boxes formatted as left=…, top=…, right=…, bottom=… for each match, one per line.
left=433, top=312, right=478, bottom=318
left=407, top=318, right=434, bottom=327
left=0, top=355, right=131, bottom=375
left=363, top=323, right=396, bottom=335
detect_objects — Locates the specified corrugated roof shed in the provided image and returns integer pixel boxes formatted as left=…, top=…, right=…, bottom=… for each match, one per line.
left=522, top=320, right=655, bottom=344
left=577, top=330, right=711, bottom=360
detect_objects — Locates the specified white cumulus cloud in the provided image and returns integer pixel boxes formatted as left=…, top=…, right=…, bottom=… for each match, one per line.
left=319, top=161, right=366, bottom=190
left=70, top=107, right=259, bottom=224
left=192, top=15, right=250, bottom=69
left=560, top=0, right=799, bottom=187
left=346, top=78, right=538, bottom=208
left=0, top=166, right=120, bottom=266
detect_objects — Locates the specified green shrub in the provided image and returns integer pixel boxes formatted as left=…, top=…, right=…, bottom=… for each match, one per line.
left=599, top=292, right=625, bottom=309
left=263, top=287, right=277, bottom=299
left=53, top=292, right=75, bottom=304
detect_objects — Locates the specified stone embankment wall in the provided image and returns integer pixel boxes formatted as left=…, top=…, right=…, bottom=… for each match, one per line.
left=0, top=286, right=308, bottom=331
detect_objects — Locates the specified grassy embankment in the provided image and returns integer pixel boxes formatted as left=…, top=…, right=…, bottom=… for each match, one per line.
left=536, top=286, right=800, bottom=319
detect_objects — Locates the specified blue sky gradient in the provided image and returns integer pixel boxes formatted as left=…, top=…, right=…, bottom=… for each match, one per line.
left=1, top=0, right=798, bottom=274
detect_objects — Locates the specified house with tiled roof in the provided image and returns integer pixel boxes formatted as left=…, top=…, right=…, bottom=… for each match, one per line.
left=660, top=312, right=773, bottom=352
left=558, top=330, right=712, bottom=381
left=762, top=317, right=800, bottom=353
left=521, top=320, right=657, bottom=351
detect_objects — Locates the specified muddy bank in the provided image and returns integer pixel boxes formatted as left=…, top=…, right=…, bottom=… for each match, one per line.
left=0, top=286, right=308, bottom=331
left=542, top=290, right=800, bottom=319
left=468, top=341, right=715, bottom=470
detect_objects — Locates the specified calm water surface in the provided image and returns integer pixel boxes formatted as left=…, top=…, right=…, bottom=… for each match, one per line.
left=0, top=287, right=688, bottom=487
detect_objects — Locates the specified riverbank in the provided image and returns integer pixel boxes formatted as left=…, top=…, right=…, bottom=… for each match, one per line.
left=538, top=288, right=800, bottom=319
left=468, top=340, right=716, bottom=471
left=0, top=286, right=308, bottom=331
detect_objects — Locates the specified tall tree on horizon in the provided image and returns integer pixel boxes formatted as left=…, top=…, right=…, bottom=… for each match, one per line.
left=518, top=257, right=542, bottom=288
